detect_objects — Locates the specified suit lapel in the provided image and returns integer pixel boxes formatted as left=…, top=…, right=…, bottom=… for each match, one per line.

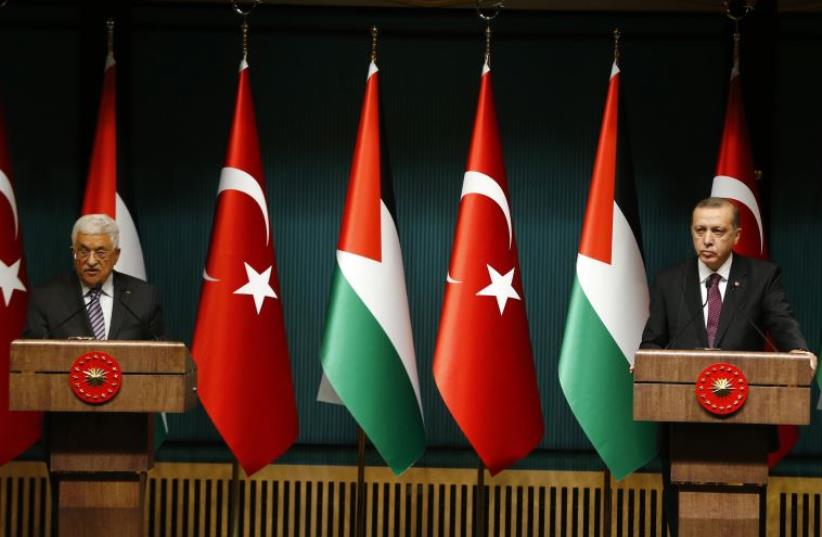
left=683, top=259, right=709, bottom=348
left=109, top=272, right=127, bottom=340
left=65, top=277, right=94, bottom=337
left=714, top=255, right=748, bottom=348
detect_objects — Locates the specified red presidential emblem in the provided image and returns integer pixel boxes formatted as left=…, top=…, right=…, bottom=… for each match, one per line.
left=695, top=362, right=748, bottom=416
left=69, top=351, right=123, bottom=405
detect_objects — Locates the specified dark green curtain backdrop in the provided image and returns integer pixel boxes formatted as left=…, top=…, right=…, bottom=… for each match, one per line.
left=1, top=2, right=820, bottom=474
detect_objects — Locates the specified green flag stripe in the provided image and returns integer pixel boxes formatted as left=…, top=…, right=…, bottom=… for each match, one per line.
left=558, top=278, right=657, bottom=480
left=320, top=268, right=425, bottom=474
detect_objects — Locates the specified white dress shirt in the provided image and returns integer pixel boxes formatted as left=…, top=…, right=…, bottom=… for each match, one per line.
left=698, top=253, right=733, bottom=328
left=80, top=273, right=114, bottom=339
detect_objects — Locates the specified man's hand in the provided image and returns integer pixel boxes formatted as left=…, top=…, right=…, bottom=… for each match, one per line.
left=790, top=349, right=817, bottom=371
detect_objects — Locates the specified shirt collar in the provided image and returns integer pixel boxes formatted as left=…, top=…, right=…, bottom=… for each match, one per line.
left=80, top=272, right=115, bottom=297
left=698, top=253, right=733, bottom=284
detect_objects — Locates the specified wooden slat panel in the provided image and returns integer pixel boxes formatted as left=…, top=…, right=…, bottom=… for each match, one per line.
left=633, top=350, right=814, bottom=386
left=634, top=383, right=810, bottom=424
left=17, top=462, right=822, bottom=537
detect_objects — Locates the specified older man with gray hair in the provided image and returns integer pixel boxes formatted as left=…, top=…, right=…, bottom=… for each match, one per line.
left=24, top=214, right=164, bottom=340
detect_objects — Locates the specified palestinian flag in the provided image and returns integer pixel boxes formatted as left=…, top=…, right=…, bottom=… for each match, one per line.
left=318, top=61, right=425, bottom=475
left=558, top=62, right=657, bottom=480
left=82, top=46, right=165, bottom=447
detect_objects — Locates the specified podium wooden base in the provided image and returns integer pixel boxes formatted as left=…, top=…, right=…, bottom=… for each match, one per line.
left=671, top=424, right=768, bottom=537
left=679, top=490, right=759, bottom=537
left=49, top=413, right=152, bottom=537
left=58, top=478, right=145, bottom=537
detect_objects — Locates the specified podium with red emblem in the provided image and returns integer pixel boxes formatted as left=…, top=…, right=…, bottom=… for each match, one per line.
left=9, top=340, right=196, bottom=537
left=633, top=349, right=814, bottom=537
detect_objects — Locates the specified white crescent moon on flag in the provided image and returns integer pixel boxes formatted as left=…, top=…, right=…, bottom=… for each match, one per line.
left=203, top=269, right=219, bottom=282
left=0, top=169, right=18, bottom=238
left=461, top=171, right=512, bottom=248
left=446, top=171, right=513, bottom=285
left=201, top=167, right=270, bottom=282
left=218, top=166, right=270, bottom=245
left=711, top=175, right=764, bottom=254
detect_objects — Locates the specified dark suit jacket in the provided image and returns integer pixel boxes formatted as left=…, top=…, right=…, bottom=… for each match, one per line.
left=24, top=271, right=165, bottom=340
left=641, top=255, right=807, bottom=352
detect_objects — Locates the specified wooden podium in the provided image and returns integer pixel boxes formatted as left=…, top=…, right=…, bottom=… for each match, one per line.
left=9, top=340, right=197, bottom=537
left=634, top=349, right=814, bottom=537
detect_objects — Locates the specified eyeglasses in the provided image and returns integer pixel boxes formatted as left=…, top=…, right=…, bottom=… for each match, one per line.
left=73, top=248, right=113, bottom=262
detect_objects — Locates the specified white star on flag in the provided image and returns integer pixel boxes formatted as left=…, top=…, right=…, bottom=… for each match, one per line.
left=476, top=264, right=520, bottom=315
left=0, top=258, right=26, bottom=307
left=233, top=262, right=277, bottom=314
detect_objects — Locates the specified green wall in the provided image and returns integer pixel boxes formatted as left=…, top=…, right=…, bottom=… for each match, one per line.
left=2, top=2, right=820, bottom=474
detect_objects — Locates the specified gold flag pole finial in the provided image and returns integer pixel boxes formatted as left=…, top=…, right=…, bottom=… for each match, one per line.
left=613, top=27, right=621, bottom=66
left=370, top=25, right=378, bottom=64
left=476, top=0, right=502, bottom=68
left=231, top=0, right=261, bottom=61
left=722, top=0, right=756, bottom=71
left=106, top=18, right=115, bottom=56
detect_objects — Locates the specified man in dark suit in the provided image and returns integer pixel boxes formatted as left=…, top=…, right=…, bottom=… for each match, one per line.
left=641, top=197, right=815, bottom=537
left=642, top=198, right=808, bottom=353
left=24, top=213, right=164, bottom=340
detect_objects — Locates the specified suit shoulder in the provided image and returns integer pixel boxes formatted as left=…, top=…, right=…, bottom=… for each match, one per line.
left=651, top=259, right=692, bottom=286
left=735, top=255, right=780, bottom=279
left=31, top=273, right=78, bottom=295
left=113, top=272, right=161, bottom=294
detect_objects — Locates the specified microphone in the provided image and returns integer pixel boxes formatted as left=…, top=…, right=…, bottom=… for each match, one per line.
left=665, top=277, right=713, bottom=350
left=118, top=289, right=162, bottom=341
left=45, top=297, right=94, bottom=339
left=725, top=281, right=781, bottom=351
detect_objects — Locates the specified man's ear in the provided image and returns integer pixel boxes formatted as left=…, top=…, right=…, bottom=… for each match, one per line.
left=732, top=226, right=742, bottom=246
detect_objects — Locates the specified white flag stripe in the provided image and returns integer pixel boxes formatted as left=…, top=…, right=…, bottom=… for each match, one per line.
left=576, top=202, right=649, bottom=365
left=114, top=192, right=146, bottom=281
left=336, top=201, right=423, bottom=413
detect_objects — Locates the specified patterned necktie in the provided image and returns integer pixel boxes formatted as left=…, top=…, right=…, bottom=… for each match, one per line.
left=706, top=273, right=722, bottom=348
left=87, top=287, right=106, bottom=340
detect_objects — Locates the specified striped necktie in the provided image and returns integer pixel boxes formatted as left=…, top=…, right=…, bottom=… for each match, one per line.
left=86, top=287, right=106, bottom=340
left=706, top=273, right=722, bottom=348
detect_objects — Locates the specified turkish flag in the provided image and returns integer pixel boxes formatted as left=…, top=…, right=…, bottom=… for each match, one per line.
left=192, top=61, right=298, bottom=476
left=710, top=62, right=795, bottom=467
left=433, top=65, right=543, bottom=475
left=711, top=65, right=766, bottom=259
left=0, top=101, right=42, bottom=466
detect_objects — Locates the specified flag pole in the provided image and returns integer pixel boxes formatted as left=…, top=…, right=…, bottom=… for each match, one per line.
left=471, top=6, right=500, bottom=536
left=475, top=0, right=501, bottom=69
left=722, top=0, right=755, bottom=71
left=475, top=457, right=487, bottom=537
left=229, top=458, right=241, bottom=537
left=224, top=6, right=260, bottom=536
left=600, top=29, right=619, bottom=537
left=355, top=426, right=367, bottom=537
left=350, top=28, right=380, bottom=537
left=603, top=469, right=612, bottom=537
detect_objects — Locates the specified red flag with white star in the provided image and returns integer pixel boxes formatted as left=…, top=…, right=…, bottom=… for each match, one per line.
left=433, top=64, right=543, bottom=475
left=709, top=55, right=796, bottom=467
left=192, top=60, right=298, bottom=476
left=0, top=101, right=42, bottom=466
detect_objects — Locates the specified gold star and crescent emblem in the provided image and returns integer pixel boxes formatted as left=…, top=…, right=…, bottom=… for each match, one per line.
left=69, top=352, right=123, bottom=405
left=695, top=362, right=748, bottom=416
